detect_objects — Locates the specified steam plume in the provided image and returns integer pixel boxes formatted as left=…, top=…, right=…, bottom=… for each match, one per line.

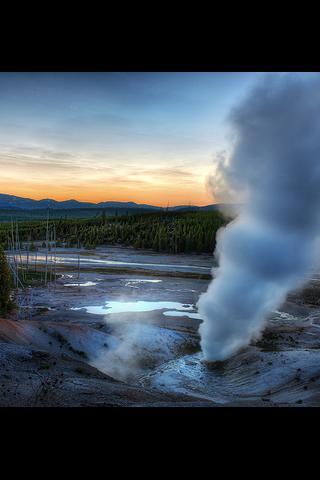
left=198, top=74, right=320, bottom=361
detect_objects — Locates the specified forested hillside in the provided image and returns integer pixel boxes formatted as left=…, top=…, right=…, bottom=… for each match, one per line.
left=0, top=210, right=229, bottom=254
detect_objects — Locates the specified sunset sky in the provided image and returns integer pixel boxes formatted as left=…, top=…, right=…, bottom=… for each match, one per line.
left=0, top=72, right=264, bottom=206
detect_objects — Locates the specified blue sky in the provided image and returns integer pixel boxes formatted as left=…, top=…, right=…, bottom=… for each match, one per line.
left=0, top=72, right=267, bottom=205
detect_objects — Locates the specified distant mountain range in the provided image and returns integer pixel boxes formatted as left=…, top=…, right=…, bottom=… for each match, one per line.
left=0, top=193, right=227, bottom=213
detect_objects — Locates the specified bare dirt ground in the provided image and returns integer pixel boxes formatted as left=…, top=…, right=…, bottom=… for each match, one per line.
left=1, top=245, right=320, bottom=407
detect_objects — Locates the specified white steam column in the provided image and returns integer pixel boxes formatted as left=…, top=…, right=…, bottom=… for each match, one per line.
left=198, top=74, right=320, bottom=362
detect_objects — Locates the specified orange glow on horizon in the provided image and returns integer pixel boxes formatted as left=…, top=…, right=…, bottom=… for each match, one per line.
left=0, top=185, right=215, bottom=207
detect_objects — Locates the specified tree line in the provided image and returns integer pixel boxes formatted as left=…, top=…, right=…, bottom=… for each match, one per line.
left=0, top=210, right=229, bottom=254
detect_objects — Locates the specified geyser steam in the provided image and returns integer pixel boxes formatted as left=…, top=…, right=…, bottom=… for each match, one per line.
left=198, top=74, right=320, bottom=361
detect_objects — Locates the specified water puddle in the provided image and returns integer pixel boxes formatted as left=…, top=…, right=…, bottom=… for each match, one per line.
left=10, top=253, right=210, bottom=272
left=163, top=310, right=202, bottom=320
left=71, top=300, right=196, bottom=316
left=64, top=281, right=97, bottom=287
left=124, top=279, right=162, bottom=288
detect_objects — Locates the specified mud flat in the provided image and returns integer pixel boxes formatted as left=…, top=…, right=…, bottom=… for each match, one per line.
left=1, top=245, right=320, bottom=406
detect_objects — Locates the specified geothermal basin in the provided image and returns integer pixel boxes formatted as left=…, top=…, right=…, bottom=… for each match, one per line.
left=1, top=245, right=320, bottom=406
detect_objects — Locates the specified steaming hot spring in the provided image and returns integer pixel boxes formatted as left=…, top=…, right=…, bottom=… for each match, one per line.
left=2, top=74, right=320, bottom=407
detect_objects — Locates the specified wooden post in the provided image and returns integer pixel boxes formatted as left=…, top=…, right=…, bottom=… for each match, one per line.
left=45, top=209, right=49, bottom=285
left=54, top=224, right=57, bottom=288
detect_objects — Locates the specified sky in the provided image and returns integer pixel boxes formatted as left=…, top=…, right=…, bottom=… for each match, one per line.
left=0, top=72, right=265, bottom=206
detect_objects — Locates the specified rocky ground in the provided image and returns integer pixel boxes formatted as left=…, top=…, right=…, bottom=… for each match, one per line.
left=1, top=246, right=320, bottom=407
left=0, top=341, right=215, bottom=407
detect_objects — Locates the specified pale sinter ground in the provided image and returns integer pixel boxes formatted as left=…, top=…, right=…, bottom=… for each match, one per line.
left=1, top=245, right=320, bottom=407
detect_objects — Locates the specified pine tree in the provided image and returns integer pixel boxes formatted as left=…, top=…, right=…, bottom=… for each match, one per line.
left=101, top=210, right=107, bottom=225
left=0, top=246, right=14, bottom=316
left=30, top=242, right=37, bottom=251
